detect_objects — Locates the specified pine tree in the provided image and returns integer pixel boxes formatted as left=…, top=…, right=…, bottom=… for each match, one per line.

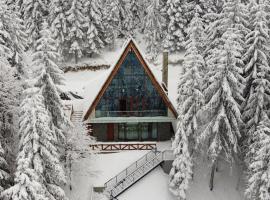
left=2, top=87, right=66, bottom=200
left=204, top=0, right=248, bottom=59
left=123, top=0, right=141, bottom=35
left=242, top=2, right=270, bottom=199
left=178, top=10, right=205, bottom=149
left=200, top=28, right=244, bottom=190
left=165, top=0, right=187, bottom=52
left=32, top=21, right=69, bottom=145
left=143, top=0, right=166, bottom=61
left=0, top=140, right=10, bottom=194
left=0, top=0, right=28, bottom=75
left=245, top=115, right=270, bottom=200
left=49, top=0, right=69, bottom=56
left=83, top=0, right=105, bottom=56
left=21, top=0, right=49, bottom=45
left=242, top=0, right=270, bottom=148
left=103, top=0, right=126, bottom=39
left=65, top=0, right=85, bottom=63
left=169, top=120, right=193, bottom=200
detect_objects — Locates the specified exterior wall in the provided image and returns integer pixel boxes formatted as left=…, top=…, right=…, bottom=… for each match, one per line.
left=92, top=122, right=174, bottom=142
left=157, top=122, right=173, bottom=141
left=92, top=123, right=107, bottom=141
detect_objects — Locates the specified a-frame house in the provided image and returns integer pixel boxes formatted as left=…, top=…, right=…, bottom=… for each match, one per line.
left=83, top=39, right=178, bottom=141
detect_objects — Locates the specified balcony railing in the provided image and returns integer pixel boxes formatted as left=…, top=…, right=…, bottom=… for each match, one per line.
left=95, top=110, right=167, bottom=118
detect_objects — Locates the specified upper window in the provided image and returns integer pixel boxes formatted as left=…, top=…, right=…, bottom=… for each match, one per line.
left=96, top=50, right=167, bottom=117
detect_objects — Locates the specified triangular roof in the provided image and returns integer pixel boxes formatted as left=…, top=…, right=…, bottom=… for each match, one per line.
left=83, top=38, right=178, bottom=121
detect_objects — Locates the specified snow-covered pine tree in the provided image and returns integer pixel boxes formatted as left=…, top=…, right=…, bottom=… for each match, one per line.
left=204, top=0, right=248, bottom=60
left=0, top=7, right=19, bottom=192
left=0, top=0, right=27, bottom=76
left=103, top=0, right=126, bottom=39
left=2, top=87, right=66, bottom=200
left=65, top=0, right=85, bottom=63
left=165, top=0, right=187, bottom=52
left=178, top=9, right=205, bottom=150
left=0, top=140, right=10, bottom=194
left=241, top=2, right=270, bottom=199
left=20, top=0, right=49, bottom=46
left=199, top=28, right=244, bottom=190
left=32, top=21, right=69, bottom=145
left=245, top=114, right=270, bottom=200
left=169, top=119, right=193, bottom=200
left=143, top=0, right=166, bottom=61
left=123, top=0, right=141, bottom=35
left=242, top=0, right=270, bottom=148
left=49, top=0, right=69, bottom=56
left=83, top=0, right=105, bottom=56
left=65, top=123, right=95, bottom=191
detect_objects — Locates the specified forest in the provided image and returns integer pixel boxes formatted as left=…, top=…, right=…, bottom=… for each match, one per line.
left=0, top=0, right=270, bottom=200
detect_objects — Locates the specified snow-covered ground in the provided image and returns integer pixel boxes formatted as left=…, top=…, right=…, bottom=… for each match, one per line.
left=65, top=141, right=244, bottom=200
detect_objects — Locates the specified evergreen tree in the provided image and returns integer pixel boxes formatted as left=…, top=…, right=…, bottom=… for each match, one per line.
left=123, top=0, right=141, bottom=35
left=2, top=87, right=66, bottom=200
left=204, top=0, right=248, bottom=59
left=103, top=0, right=126, bottom=39
left=200, top=28, right=244, bottom=190
left=242, top=0, right=270, bottom=148
left=49, top=0, right=69, bottom=56
left=178, top=10, right=205, bottom=148
left=165, top=0, right=187, bottom=52
left=65, top=0, right=85, bottom=63
left=21, top=0, right=49, bottom=45
left=0, top=140, right=10, bottom=194
left=83, top=0, right=105, bottom=56
left=0, top=0, right=27, bottom=75
left=169, top=120, right=193, bottom=200
left=143, top=0, right=166, bottom=61
left=242, top=2, right=270, bottom=198
left=32, top=21, right=69, bottom=145
left=245, top=115, right=270, bottom=200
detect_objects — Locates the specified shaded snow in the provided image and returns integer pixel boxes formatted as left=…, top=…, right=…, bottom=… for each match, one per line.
left=65, top=141, right=245, bottom=200
left=118, top=167, right=177, bottom=200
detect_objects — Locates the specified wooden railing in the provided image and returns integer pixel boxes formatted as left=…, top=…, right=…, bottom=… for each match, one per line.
left=89, top=142, right=157, bottom=151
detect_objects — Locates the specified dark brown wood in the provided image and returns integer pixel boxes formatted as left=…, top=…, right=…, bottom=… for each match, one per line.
left=89, top=142, right=157, bottom=151
left=83, top=40, right=178, bottom=121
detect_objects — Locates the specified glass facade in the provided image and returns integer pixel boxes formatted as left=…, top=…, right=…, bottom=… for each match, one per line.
left=118, top=123, right=158, bottom=141
left=95, top=50, right=167, bottom=118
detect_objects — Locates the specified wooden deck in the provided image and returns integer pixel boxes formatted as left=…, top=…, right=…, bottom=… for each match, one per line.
left=89, top=142, right=157, bottom=151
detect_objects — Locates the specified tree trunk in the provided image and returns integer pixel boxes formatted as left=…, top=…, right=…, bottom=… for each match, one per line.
left=69, top=154, right=72, bottom=191
left=209, top=160, right=217, bottom=191
left=75, top=50, right=78, bottom=64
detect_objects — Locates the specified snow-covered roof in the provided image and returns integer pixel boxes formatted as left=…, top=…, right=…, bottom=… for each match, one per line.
left=82, top=38, right=178, bottom=120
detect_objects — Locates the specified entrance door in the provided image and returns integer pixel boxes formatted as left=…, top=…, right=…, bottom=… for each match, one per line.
left=107, top=123, right=114, bottom=141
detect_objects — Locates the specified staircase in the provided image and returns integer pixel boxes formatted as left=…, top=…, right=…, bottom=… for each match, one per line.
left=71, top=110, right=84, bottom=124
left=104, top=149, right=174, bottom=199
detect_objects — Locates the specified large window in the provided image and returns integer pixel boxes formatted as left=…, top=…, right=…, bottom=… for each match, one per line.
left=118, top=123, right=158, bottom=141
left=96, top=50, right=167, bottom=118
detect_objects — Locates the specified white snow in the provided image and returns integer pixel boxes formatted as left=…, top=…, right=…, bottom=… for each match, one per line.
left=65, top=141, right=245, bottom=200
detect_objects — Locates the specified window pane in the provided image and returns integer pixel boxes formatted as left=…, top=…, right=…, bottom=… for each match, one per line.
left=152, top=123, right=158, bottom=139
left=141, top=123, right=149, bottom=140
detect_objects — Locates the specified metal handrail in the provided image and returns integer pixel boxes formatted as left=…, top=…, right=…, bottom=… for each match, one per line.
left=104, top=149, right=175, bottom=198
left=104, top=149, right=160, bottom=189
left=111, top=152, right=163, bottom=197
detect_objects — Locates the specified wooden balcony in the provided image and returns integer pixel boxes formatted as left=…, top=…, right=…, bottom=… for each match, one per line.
left=89, top=142, right=157, bottom=151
